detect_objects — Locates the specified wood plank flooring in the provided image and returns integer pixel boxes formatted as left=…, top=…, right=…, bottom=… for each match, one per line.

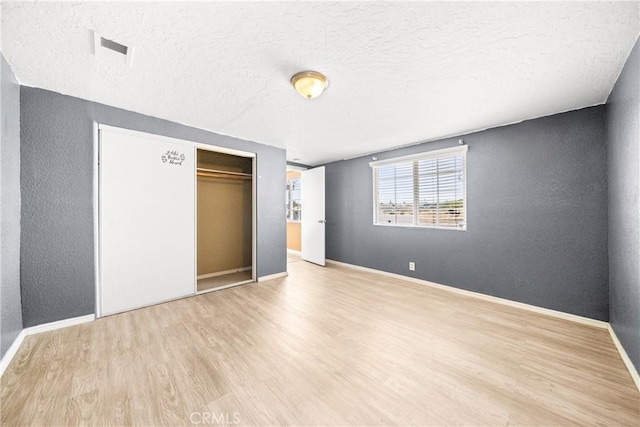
left=2, top=260, right=639, bottom=426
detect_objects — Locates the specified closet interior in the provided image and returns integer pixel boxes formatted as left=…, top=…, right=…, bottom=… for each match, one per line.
left=197, top=149, right=254, bottom=292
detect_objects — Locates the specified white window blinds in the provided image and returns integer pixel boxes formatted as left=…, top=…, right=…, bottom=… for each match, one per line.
left=371, top=145, right=467, bottom=230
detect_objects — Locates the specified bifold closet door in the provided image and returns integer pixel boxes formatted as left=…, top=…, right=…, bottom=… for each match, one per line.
left=100, top=127, right=195, bottom=316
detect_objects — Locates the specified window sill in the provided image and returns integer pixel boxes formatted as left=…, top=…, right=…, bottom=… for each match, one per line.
left=373, top=223, right=467, bottom=231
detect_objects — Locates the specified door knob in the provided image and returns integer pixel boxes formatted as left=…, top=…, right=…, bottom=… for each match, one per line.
left=318, top=219, right=326, bottom=223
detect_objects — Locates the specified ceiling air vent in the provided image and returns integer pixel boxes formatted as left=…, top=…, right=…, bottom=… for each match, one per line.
left=92, top=30, right=134, bottom=66
left=100, top=37, right=128, bottom=56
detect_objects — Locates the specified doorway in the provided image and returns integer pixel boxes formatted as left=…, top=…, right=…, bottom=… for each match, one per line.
left=197, top=149, right=254, bottom=292
left=286, top=169, right=302, bottom=260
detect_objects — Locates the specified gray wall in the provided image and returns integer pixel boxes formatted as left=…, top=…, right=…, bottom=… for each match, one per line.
left=324, top=106, right=609, bottom=320
left=1, top=53, right=23, bottom=358
left=607, top=36, right=640, bottom=371
left=20, top=87, right=286, bottom=327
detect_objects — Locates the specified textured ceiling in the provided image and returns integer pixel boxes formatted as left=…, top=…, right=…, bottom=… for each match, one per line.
left=2, top=2, right=639, bottom=165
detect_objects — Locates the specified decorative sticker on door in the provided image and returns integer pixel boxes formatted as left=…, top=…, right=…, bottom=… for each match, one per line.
left=161, top=150, right=186, bottom=166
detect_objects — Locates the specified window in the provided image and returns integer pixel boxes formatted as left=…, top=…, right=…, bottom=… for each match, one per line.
left=286, top=177, right=302, bottom=222
left=371, top=145, right=467, bottom=230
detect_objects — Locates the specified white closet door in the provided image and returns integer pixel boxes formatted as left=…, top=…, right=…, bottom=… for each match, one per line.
left=100, top=127, right=195, bottom=316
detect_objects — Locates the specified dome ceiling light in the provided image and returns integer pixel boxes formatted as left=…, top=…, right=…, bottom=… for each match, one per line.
left=291, top=71, right=328, bottom=99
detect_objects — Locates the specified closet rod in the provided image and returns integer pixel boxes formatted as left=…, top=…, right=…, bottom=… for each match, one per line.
left=196, top=167, right=252, bottom=177
left=196, top=171, right=252, bottom=181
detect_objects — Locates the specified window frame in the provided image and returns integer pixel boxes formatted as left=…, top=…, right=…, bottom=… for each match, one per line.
left=370, top=145, right=468, bottom=231
left=286, top=177, right=302, bottom=223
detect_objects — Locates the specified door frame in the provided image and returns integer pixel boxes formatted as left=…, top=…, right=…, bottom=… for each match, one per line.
left=94, top=124, right=257, bottom=318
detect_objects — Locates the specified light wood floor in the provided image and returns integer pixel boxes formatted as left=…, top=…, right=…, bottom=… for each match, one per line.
left=2, top=260, right=638, bottom=426
left=287, top=252, right=302, bottom=263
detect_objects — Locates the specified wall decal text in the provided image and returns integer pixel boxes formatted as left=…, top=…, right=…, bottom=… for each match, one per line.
left=161, top=150, right=186, bottom=166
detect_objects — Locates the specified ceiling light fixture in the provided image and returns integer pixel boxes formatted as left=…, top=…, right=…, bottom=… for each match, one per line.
left=291, top=71, right=328, bottom=99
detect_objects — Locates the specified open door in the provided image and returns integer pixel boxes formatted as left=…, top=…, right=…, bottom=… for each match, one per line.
left=301, top=166, right=325, bottom=266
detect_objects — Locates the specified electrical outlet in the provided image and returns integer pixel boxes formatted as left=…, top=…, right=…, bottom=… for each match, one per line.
left=409, top=262, right=415, bottom=271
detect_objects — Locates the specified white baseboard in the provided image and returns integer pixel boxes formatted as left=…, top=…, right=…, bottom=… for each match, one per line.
left=608, top=324, right=640, bottom=392
left=258, top=272, right=288, bottom=282
left=287, top=249, right=301, bottom=256
left=0, top=329, right=26, bottom=377
left=23, top=314, right=95, bottom=335
left=197, top=266, right=252, bottom=280
left=326, top=260, right=608, bottom=330
left=0, top=314, right=95, bottom=378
